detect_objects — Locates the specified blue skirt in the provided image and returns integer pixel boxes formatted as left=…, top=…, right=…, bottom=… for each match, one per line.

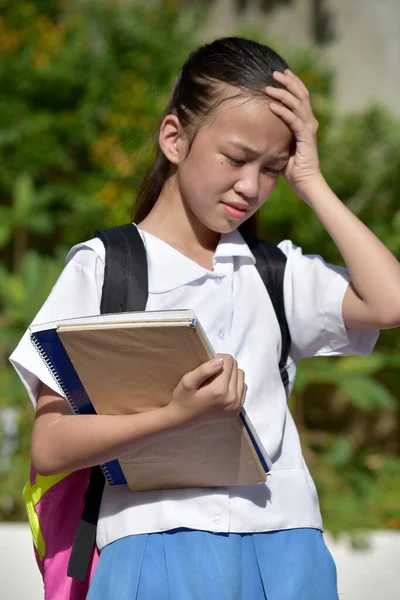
left=87, top=528, right=338, bottom=600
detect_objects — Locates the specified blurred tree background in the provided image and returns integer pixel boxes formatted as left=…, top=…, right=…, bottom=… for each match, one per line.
left=0, top=0, right=399, bottom=536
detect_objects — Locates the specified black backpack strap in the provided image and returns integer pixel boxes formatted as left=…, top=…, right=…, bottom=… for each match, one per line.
left=67, top=466, right=104, bottom=581
left=243, top=235, right=291, bottom=393
left=68, top=223, right=148, bottom=581
left=95, top=223, right=148, bottom=313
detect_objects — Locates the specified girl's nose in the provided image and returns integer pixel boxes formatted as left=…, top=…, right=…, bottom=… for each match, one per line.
left=233, top=168, right=260, bottom=200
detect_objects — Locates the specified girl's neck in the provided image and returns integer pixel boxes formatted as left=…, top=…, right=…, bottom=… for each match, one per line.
left=138, top=175, right=220, bottom=269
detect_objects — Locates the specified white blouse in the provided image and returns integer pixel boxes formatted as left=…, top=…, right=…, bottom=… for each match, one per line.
left=10, top=226, right=378, bottom=549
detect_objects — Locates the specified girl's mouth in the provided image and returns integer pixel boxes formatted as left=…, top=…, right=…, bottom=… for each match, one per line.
left=221, top=202, right=249, bottom=220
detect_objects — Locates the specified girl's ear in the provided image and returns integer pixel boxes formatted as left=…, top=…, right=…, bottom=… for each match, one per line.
left=159, top=114, right=187, bottom=165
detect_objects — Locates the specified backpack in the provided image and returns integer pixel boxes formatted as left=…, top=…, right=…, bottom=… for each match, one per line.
left=23, top=223, right=291, bottom=600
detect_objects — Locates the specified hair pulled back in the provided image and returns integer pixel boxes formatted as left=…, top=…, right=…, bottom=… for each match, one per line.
left=133, top=37, right=289, bottom=233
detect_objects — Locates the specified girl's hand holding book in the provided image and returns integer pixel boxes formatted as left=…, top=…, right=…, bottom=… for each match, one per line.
left=167, top=354, right=246, bottom=428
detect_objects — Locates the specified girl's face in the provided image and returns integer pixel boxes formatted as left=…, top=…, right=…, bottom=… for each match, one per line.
left=175, top=95, right=293, bottom=234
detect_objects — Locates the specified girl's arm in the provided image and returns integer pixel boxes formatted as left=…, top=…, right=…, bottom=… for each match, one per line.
left=267, top=70, right=400, bottom=331
left=293, top=176, right=400, bottom=330
left=32, top=355, right=245, bottom=475
left=32, top=384, right=184, bottom=476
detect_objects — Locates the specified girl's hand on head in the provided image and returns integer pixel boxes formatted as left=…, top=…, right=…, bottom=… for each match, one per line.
left=266, top=70, right=322, bottom=199
left=167, top=354, right=247, bottom=428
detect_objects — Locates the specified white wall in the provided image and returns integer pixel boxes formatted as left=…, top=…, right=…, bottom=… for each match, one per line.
left=204, top=0, right=400, bottom=117
left=0, top=524, right=399, bottom=600
left=324, top=0, right=400, bottom=117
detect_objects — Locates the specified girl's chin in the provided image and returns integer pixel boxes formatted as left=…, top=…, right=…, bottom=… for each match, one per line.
left=208, top=220, right=242, bottom=235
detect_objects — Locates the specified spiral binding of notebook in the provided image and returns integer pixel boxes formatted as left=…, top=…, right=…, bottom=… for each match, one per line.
left=30, top=334, right=79, bottom=414
left=99, top=465, right=114, bottom=484
left=29, top=331, right=125, bottom=485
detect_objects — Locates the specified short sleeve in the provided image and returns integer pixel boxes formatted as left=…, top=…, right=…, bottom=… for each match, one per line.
left=9, top=241, right=105, bottom=408
left=278, top=240, right=379, bottom=362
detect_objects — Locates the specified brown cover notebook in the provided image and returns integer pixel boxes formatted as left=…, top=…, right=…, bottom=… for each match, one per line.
left=56, top=310, right=269, bottom=491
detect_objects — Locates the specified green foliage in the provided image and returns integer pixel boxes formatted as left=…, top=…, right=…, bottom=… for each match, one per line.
left=314, top=450, right=400, bottom=536
left=0, top=0, right=198, bottom=248
left=294, top=355, right=398, bottom=411
left=0, top=0, right=399, bottom=534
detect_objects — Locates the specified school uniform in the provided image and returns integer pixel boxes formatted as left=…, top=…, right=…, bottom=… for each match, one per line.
left=10, top=225, right=378, bottom=599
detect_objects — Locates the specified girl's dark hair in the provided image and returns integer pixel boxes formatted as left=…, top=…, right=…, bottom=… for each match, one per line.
left=133, top=37, right=289, bottom=235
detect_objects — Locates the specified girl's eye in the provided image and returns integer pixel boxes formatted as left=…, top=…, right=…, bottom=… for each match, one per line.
left=225, top=155, right=280, bottom=175
left=226, top=155, right=245, bottom=166
left=264, top=167, right=280, bottom=176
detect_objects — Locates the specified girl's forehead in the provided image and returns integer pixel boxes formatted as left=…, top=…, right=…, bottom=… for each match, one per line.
left=203, top=95, right=293, bottom=154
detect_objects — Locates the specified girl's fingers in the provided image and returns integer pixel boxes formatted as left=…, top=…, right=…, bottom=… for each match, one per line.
left=268, top=102, right=305, bottom=136
left=236, top=366, right=243, bottom=391
left=181, top=357, right=224, bottom=391
left=238, top=371, right=246, bottom=403
left=236, top=372, right=246, bottom=415
left=273, top=69, right=309, bottom=101
left=271, top=71, right=314, bottom=122
left=220, top=354, right=235, bottom=386
left=266, top=86, right=306, bottom=118
left=268, top=71, right=319, bottom=138
left=227, top=359, right=238, bottom=402
left=286, top=69, right=311, bottom=99
left=241, top=384, right=248, bottom=407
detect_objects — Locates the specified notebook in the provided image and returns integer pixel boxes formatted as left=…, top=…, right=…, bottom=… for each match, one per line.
left=30, top=309, right=272, bottom=491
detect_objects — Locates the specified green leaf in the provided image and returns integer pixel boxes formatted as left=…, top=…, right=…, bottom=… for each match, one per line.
left=0, top=207, right=12, bottom=248
left=0, top=227, right=11, bottom=249
left=29, top=213, right=54, bottom=235
left=339, top=376, right=398, bottom=411
left=325, top=436, right=353, bottom=468
left=12, top=173, right=35, bottom=226
left=296, top=358, right=341, bottom=386
left=337, top=353, right=386, bottom=375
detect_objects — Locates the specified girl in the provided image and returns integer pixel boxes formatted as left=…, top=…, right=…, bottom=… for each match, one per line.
left=10, top=37, right=400, bottom=599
